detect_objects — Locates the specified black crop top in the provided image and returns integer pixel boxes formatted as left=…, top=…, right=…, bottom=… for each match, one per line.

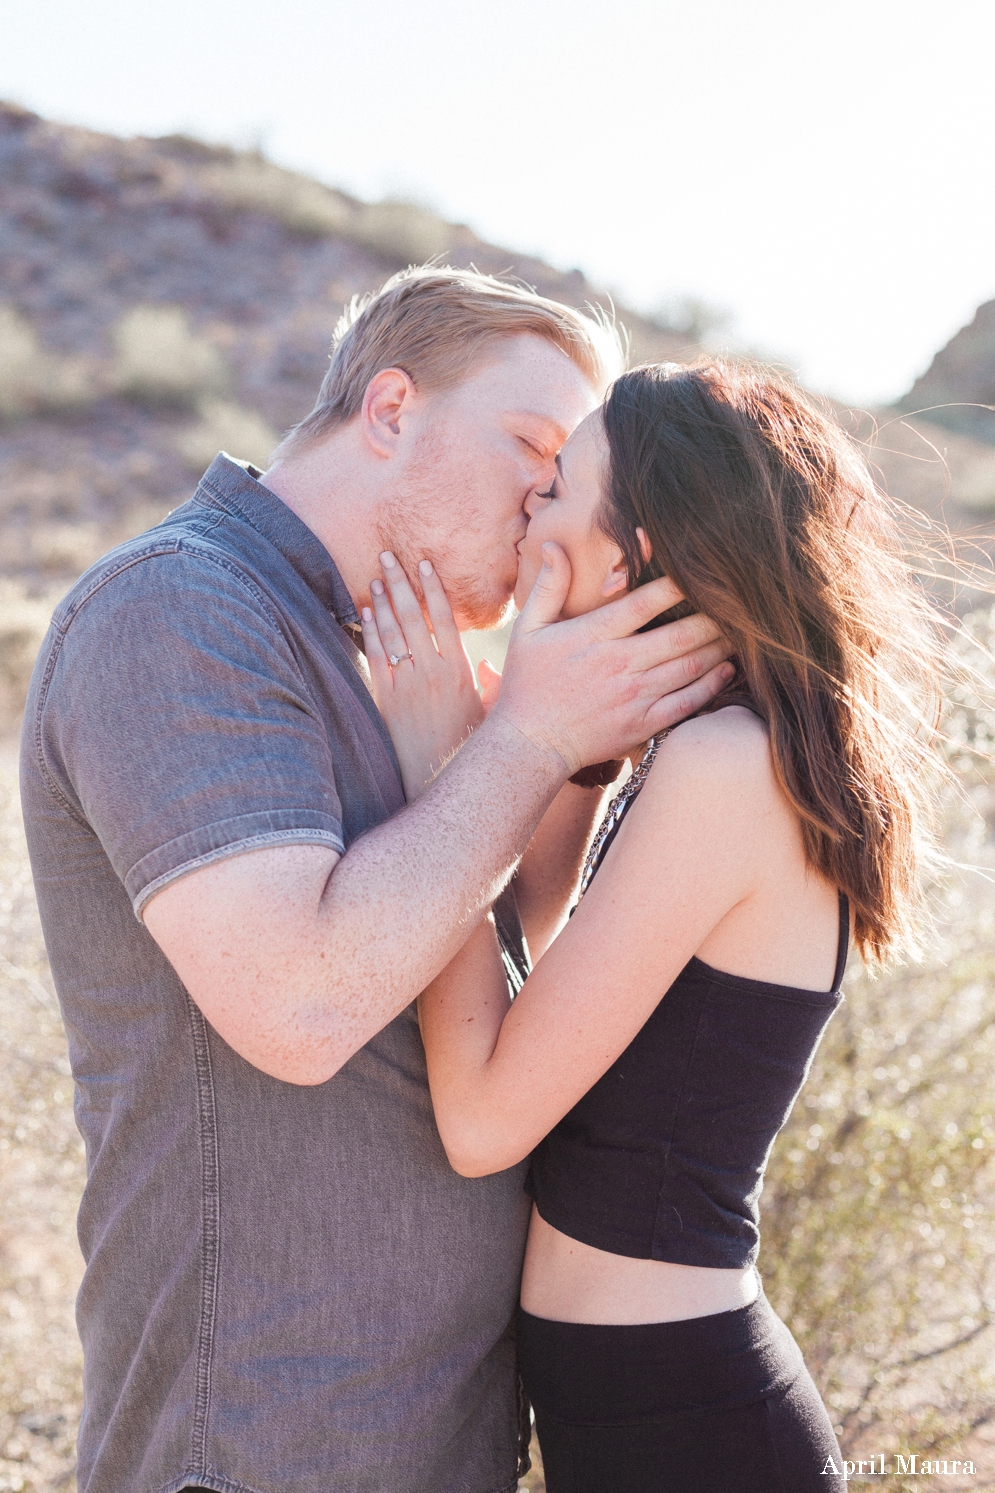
left=526, top=734, right=848, bottom=1270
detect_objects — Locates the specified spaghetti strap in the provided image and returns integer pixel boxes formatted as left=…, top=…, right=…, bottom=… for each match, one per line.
left=832, top=892, right=850, bottom=991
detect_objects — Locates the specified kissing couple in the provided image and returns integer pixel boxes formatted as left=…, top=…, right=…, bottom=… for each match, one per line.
left=23, top=266, right=939, bottom=1493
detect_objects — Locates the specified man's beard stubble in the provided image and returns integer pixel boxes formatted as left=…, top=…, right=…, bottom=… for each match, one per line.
left=377, top=445, right=514, bottom=634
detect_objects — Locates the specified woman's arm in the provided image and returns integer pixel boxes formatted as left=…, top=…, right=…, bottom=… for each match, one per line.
left=419, top=709, right=779, bottom=1177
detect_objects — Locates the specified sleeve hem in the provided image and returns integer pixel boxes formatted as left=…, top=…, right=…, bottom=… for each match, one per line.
left=133, top=828, right=345, bottom=920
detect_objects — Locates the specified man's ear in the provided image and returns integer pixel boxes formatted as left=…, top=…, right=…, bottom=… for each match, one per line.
left=636, top=527, right=653, bottom=566
left=361, top=368, right=417, bottom=458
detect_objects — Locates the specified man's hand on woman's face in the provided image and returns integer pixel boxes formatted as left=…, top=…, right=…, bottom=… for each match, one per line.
left=494, top=541, right=734, bottom=775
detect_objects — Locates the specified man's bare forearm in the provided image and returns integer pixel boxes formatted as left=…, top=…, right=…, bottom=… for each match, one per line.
left=145, top=713, right=570, bottom=1086
left=310, top=716, right=568, bottom=1051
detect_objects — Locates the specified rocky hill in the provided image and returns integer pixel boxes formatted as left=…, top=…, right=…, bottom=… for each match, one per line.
left=899, top=299, right=995, bottom=444
left=0, top=99, right=993, bottom=725
left=0, top=100, right=695, bottom=587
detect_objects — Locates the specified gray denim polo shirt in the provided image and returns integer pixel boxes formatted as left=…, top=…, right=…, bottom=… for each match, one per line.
left=20, top=454, right=531, bottom=1493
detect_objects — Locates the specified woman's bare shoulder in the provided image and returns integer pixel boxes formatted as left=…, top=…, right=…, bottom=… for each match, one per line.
left=656, top=704, right=771, bottom=769
left=637, top=704, right=780, bottom=820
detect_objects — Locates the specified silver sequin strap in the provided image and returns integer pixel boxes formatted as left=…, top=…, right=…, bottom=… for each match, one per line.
left=576, top=730, right=671, bottom=901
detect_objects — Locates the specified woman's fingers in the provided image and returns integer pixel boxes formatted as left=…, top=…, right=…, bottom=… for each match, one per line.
left=369, top=579, right=413, bottom=669
left=380, top=552, right=436, bottom=664
left=418, top=560, right=463, bottom=657
left=360, top=604, right=395, bottom=704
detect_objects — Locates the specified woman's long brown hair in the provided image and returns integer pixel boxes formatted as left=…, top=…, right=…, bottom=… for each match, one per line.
left=600, top=360, right=944, bottom=963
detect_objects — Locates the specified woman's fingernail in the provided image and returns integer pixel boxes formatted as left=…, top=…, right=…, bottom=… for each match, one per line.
left=361, top=606, right=373, bottom=622
left=419, top=559, right=434, bottom=576
left=380, top=551, right=396, bottom=568
left=722, top=663, right=735, bottom=681
left=371, top=579, right=384, bottom=596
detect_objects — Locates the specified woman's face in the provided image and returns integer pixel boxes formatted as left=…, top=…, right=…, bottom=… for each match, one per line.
left=513, top=410, right=629, bottom=618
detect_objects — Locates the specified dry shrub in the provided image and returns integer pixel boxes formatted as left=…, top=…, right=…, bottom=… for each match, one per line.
left=0, top=306, right=96, bottom=422
left=175, top=398, right=280, bottom=474
left=110, top=305, right=230, bottom=410
left=762, top=605, right=995, bottom=1490
left=348, top=200, right=454, bottom=265
left=189, top=153, right=453, bottom=262
left=0, top=745, right=84, bottom=1493
left=27, top=522, right=105, bottom=578
left=0, top=584, right=62, bottom=734
left=196, top=154, right=352, bottom=240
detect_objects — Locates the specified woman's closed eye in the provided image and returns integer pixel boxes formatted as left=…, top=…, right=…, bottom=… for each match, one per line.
left=535, top=479, right=557, bottom=500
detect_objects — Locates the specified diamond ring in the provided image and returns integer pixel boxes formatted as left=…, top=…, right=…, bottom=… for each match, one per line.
left=388, top=652, right=413, bottom=666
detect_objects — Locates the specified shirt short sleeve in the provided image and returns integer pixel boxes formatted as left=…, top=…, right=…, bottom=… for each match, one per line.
left=34, top=544, right=346, bottom=917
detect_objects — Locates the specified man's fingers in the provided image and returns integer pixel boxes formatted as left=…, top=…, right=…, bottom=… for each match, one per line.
left=644, top=661, right=736, bottom=735
left=418, top=560, right=463, bottom=656
left=640, top=639, right=734, bottom=698
left=515, top=543, right=572, bottom=633
left=626, top=616, right=730, bottom=673
left=585, top=575, right=689, bottom=641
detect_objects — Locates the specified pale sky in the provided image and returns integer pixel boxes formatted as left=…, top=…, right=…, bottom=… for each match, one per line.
left=3, top=0, right=993, bottom=406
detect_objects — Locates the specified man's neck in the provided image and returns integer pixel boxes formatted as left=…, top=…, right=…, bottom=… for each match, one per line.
left=262, top=433, right=384, bottom=614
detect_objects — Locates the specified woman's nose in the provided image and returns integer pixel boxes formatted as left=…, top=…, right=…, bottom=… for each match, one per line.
left=523, top=485, right=550, bottom=520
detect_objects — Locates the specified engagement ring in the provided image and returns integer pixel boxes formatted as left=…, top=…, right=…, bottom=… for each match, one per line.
left=388, top=652, right=413, bottom=666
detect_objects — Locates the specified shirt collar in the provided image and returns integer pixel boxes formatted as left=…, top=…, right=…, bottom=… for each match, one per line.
left=195, top=453, right=360, bottom=627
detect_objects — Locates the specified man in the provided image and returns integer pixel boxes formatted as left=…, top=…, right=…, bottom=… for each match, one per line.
left=21, top=267, right=730, bottom=1493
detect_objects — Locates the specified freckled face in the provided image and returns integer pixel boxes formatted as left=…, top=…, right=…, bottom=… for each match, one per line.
left=514, top=411, right=624, bottom=618
left=387, top=334, right=599, bottom=631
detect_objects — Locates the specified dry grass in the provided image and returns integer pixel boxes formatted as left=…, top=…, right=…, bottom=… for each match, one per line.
left=0, top=741, right=83, bottom=1493
left=2, top=613, right=995, bottom=1492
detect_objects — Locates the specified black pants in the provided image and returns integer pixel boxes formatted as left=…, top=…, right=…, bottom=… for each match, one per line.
left=518, top=1292, right=844, bottom=1493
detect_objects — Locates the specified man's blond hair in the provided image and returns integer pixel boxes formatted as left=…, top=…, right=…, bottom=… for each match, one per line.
left=276, top=265, right=624, bottom=456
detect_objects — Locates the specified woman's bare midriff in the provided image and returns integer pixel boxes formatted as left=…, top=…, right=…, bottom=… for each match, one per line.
left=520, top=1206, right=759, bottom=1324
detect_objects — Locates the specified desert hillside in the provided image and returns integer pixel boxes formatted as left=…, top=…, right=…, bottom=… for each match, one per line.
left=1, top=102, right=995, bottom=1493
left=900, top=299, right=995, bottom=444
left=0, top=99, right=694, bottom=583
left=1, top=97, right=994, bottom=728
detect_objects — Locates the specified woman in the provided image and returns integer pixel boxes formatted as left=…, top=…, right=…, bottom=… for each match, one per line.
left=360, top=361, right=940, bottom=1493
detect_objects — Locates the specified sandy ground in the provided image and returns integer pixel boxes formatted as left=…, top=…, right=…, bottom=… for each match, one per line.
left=0, top=735, right=549, bottom=1493
left=0, top=737, right=84, bottom=1492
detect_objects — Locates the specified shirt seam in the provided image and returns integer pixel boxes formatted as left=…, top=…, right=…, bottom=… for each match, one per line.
left=133, top=828, right=345, bottom=919
left=30, top=534, right=323, bottom=828
left=188, top=997, right=221, bottom=1471
left=195, top=471, right=357, bottom=628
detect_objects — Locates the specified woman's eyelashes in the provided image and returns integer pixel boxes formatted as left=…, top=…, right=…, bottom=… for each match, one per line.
left=535, top=480, right=557, bottom=500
